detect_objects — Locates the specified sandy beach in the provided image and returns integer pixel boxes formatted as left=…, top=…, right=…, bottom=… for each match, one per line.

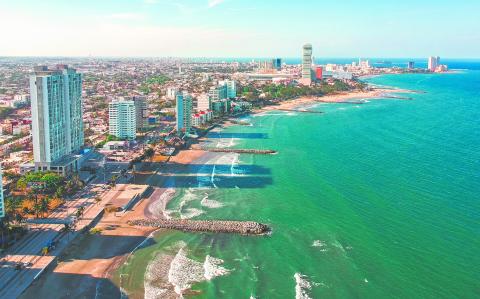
left=257, top=87, right=416, bottom=112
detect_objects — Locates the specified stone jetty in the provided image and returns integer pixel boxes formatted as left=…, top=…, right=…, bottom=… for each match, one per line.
left=128, top=219, right=270, bottom=235
left=205, top=148, right=277, bottom=154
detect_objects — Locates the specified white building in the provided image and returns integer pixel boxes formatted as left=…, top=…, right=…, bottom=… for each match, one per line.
left=428, top=56, right=440, bottom=71
left=30, top=65, right=84, bottom=175
left=109, top=99, right=137, bottom=140
left=197, top=93, right=211, bottom=112
left=176, top=92, right=193, bottom=135
left=166, top=87, right=178, bottom=100
left=219, top=79, right=237, bottom=99
left=0, top=163, right=4, bottom=218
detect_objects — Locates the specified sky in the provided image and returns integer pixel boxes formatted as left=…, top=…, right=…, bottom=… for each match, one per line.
left=0, top=0, right=479, bottom=58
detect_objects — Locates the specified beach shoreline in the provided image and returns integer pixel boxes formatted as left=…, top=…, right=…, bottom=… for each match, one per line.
left=20, top=82, right=418, bottom=298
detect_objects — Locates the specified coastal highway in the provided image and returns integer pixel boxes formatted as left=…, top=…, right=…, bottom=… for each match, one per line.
left=0, top=183, right=109, bottom=299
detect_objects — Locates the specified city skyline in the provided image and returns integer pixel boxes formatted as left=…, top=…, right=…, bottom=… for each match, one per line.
left=1, top=0, right=480, bottom=58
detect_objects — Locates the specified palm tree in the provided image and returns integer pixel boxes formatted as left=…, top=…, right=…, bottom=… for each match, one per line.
left=39, top=197, right=51, bottom=218
left=33, top=202, right=42, bottom=219
left=5, top=196, right=23, bottom=224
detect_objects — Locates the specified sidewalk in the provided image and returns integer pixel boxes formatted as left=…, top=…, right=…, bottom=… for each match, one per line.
left=0, top=184, right=110, bottom=299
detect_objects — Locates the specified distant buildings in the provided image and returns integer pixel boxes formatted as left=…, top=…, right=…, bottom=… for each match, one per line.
left=176, top=92, right=193, bottom=135
left=315, top=66, right=323, bottom=81
left=301, top=44, right=313, bottom=85
left=428, top=56, right=448, bottom=72
left=0, top=163, right=4, bottom=218
left=272, top=58, right=282, bottom=71
left=109, top=99, right=136, bottom=140
left=30, top=65, right=84, bottom=174
left=428, top=56, right=440, bottom=71
left=407, top=61, right=415, bottom=69
left=166, top=87, right=178, bottom=100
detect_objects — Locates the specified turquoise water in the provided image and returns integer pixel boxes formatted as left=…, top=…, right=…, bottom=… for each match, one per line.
left=119, top=71, right=480, bottom=298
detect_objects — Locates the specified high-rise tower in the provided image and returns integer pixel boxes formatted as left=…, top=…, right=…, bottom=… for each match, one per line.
left=302, top=44, right=313, bottom=85
left=30, top=65, right=84, bottom=175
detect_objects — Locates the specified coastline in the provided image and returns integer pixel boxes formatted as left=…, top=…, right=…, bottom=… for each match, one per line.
left=20, top=81, right=419, bottom=298
left=255, top=87, right=416, bottom=113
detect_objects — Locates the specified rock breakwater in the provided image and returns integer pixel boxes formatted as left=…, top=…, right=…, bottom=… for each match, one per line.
left=129, top=219, right=270, bottom=235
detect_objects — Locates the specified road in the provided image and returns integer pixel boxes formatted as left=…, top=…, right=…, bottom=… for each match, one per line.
left=0, top=160, right=131, bottom=299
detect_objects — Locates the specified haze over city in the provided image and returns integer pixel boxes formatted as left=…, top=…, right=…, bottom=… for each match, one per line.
left=1, top=0, right=480, bottom=58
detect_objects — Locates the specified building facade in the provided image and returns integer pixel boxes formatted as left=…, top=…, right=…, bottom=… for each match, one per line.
left=302, top=44, right=313, bottom=84
left=208, top=85, right=227, bottom=101
left=176, top=92, right=193, bottom=135
left=0, top=163, right=4, bottom=218
left=132, top=96, right=148, bottom=131
left=428, top=56, right=440, bottom=71
left=197, top=93, right=211, bottom=112
left=30, top=65, right=84, bottom=174
left=219, top=80, right=237, bottom=99
left=109, top=99, right=137, bottom=140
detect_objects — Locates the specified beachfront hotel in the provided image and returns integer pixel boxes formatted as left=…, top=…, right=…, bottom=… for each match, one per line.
left=0, top=163, right=4, bottom=218
left=29, top=65, right=84, bottom=175
left=109, top=99, right=137, bottom=140
left=176, top=91, right=193, bottom=135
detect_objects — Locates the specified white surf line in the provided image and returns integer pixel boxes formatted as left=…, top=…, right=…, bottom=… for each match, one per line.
left=211, top=164, right=218, bottom=188
left=230, top=154, right=238, bottom=176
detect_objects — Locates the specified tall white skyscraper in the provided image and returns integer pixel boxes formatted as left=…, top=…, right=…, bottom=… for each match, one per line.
left=302, top=44, right=313, bottom=85
left=30, top=65, right=84, bottom=175
left=176, top=92, right=192, bottom=135
left=0, top=163, right=4, bottom=218
left=109, top=99, right=137, bottom=140
left=428, top=56, right=440, bottom=71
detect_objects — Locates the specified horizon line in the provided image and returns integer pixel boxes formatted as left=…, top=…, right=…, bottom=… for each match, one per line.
left=1, top=55, right=480, bottom=60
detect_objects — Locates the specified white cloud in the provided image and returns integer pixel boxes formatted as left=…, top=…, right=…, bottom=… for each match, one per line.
left=208, top=0, right=225, bottom=8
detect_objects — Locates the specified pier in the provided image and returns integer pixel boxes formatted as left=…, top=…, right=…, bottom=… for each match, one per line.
left=205, top=148, right=277, bottom=154
left=128, top=219, right=270, bottom=235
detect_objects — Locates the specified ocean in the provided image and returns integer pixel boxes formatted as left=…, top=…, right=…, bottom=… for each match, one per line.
left=116, top=69, right=480, bottom=298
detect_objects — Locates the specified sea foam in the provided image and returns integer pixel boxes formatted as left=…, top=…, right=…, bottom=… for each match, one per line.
left=294, top=273, right=313, bottom=299
left=166, top=245, right=231, bottom=296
